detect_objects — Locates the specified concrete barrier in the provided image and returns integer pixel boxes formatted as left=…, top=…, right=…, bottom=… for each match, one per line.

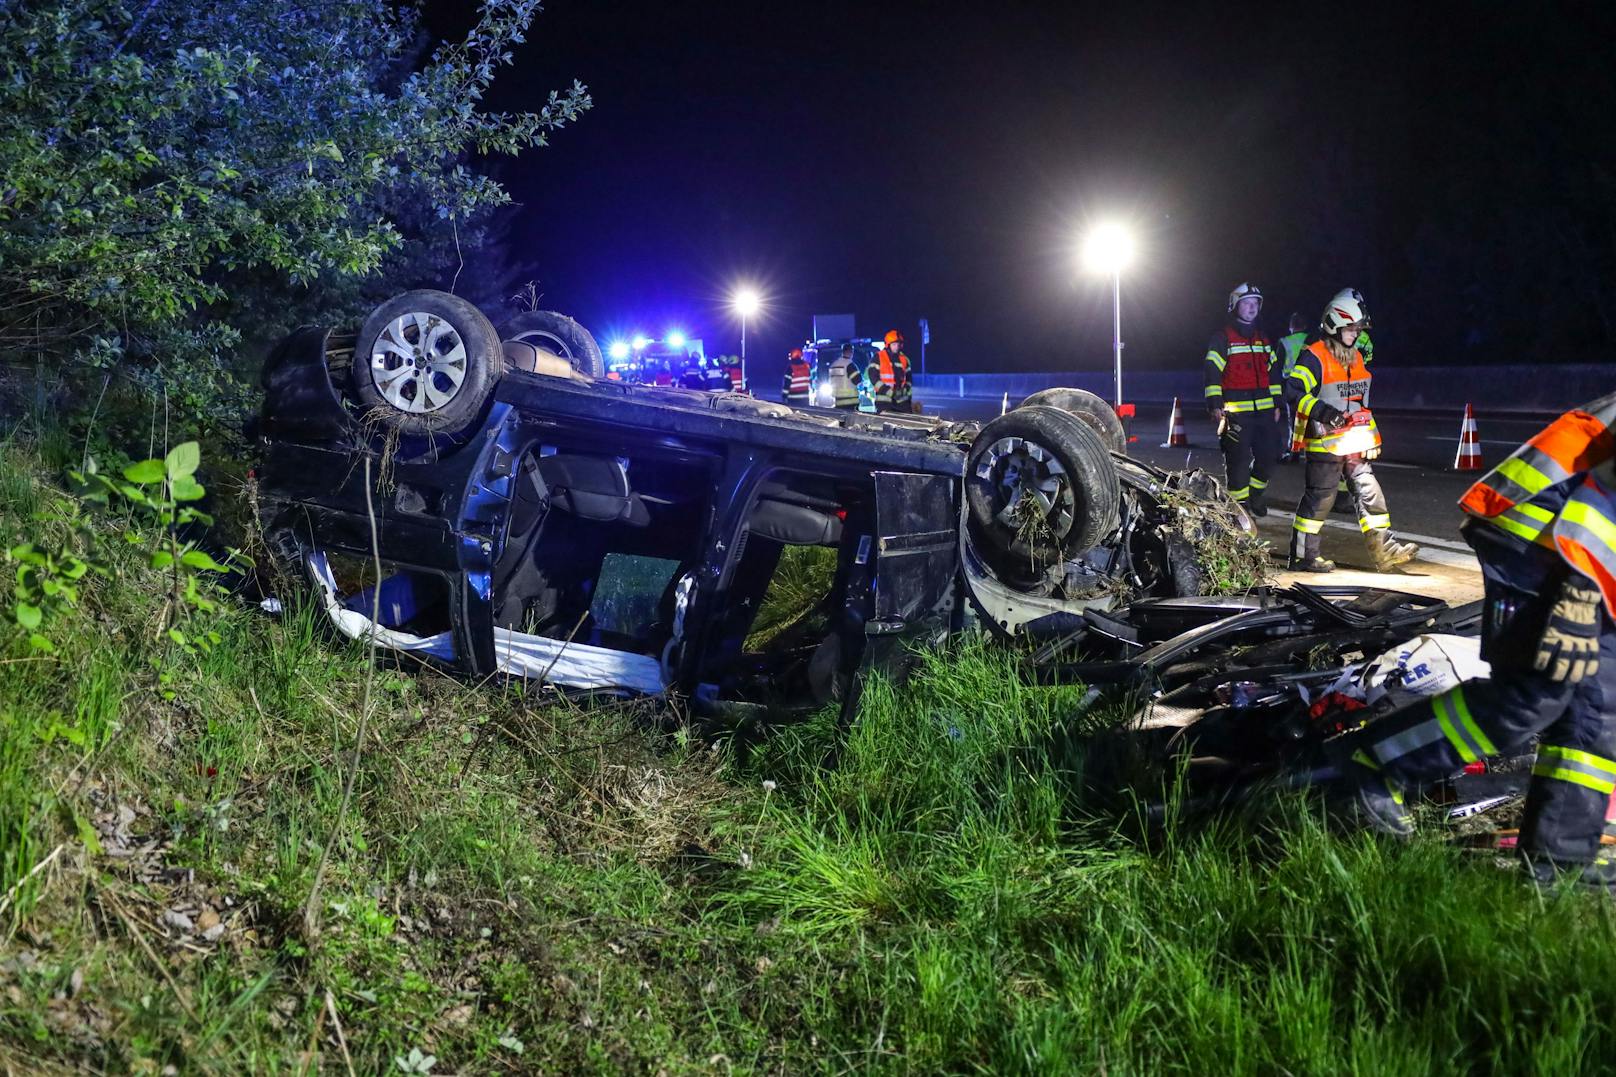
left=912, top=363, right=1611, bottom=415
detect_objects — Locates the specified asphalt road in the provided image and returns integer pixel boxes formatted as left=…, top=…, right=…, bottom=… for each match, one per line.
left=914, top=393, right=1545, bottom=551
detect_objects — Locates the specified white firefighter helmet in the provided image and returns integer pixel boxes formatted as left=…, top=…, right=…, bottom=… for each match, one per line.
left=1227, top=282, right=1263, bottom=314
left=1321, top=289, right=1371, bottom=335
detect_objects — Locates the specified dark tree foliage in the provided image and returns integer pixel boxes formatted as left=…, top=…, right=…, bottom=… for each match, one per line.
left=0, top=0, right=588, bottom=421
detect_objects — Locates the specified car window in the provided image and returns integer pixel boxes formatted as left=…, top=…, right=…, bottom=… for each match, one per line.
left=590, top=554, right=682, bottom=641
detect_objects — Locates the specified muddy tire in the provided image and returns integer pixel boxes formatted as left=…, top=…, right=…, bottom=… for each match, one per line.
left=1018, top=387, right=1128, bottom=453
left=965, top=405, right=1121, bottom=584
left=351, top=290, right=504, bottom=435
left=497, top=310, right=605, bottom=380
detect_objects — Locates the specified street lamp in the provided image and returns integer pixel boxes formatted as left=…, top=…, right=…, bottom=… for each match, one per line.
left=1082, top=224, right=1134, bottom=407
left=731, top=286, right=761, bottom=391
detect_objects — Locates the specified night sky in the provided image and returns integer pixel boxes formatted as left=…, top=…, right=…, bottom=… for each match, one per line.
left=424, top=1, right=1616, bottom=375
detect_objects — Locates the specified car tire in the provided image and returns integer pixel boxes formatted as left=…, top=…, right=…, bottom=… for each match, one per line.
left=497, top=310, right=605, bottom=380
left=1017, top=387, right=1128, bottom=454
left=350, top=289, right=504, bottom=435
left=965, top=405, right=1121, bottom=584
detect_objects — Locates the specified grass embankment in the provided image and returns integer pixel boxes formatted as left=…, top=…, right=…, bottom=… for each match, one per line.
left=1, top=434, right=1614, bottom=1074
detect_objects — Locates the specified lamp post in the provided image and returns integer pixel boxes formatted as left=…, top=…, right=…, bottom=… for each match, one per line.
left=731, top=286, right=761, bottom=391
left=1082, top=224, right=1134, bottom=407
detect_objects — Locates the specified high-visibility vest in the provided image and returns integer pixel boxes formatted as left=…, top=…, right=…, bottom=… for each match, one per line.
left=866, top=351, right=895, bottom=403
left=825, top=357, right=860, bottom=408
left=892, top=352, right=912, bottom=404
left=783, top=358, right=811, bottom=401
left=1206, top=325, right=1281, bottom=412
left=1295, top=339, right=1381, bottom=455
left=1279, top=331, right=1307, bottom=378
left=1460, top=392, right=1616, bottom=614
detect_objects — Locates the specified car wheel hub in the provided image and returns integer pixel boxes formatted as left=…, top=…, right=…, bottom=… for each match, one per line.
left=977, top=436, right=1075, bottom=541
left=369, top=311, right=469, bottom=414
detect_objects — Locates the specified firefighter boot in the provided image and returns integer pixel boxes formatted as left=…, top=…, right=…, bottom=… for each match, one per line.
left=1337, top=752, right=1415, bottom=839
left=1288, top=528, right=1335, bottom=574
left=1365, top=529, right=1419, bottom=572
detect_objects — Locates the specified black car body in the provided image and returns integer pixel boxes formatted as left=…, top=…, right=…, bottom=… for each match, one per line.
left=256, top=314, right=1250, bottom=714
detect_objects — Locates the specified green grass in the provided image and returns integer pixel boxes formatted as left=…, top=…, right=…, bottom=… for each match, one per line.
left=0, top=434, right=1614, bottom=1074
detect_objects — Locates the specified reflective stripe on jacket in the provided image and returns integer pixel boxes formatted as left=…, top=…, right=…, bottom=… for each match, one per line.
left=892, top=352, right=912, bottom=404
left=866, top=351, right=895, bottom=403
left=1204, top=324, right=1281, bottom=411
left=1460, top=392, right=1616, bottom=612
left=825, top=357, right=861, bottom=407
left=783, top=359, right=812, bottom=400
left=1285, top=339, right=1381, bottom=455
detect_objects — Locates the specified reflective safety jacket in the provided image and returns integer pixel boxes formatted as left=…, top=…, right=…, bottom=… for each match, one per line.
left=892, top=350, right=913, bottom=406
left=824, top=356, right=862, bottom=409
left=727, top=365, right=745, bottom=393
left=1203, top=323, right=1282, bottom=413
left=1358, top=330, right=1374, bottom=366
left=1278, top=331, right=1308, bottom=379
left=1284, top=339, right=1382, bottom=456
left=782, top=358, right=812, bottom=402
left=704, top=366, right=731, bottom=392
left=866, top=350, right=896, bottom=405
left=1460, top=392, right=1616, bottom=615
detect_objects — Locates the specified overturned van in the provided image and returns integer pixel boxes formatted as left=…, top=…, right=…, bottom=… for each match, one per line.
left=253, top=289, right=1255, bottom=714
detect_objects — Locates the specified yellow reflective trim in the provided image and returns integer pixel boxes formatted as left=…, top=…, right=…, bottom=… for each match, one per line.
left=1298, top=394, right=1319, bottom=415
left=1488, top=512, right=1545, bottom=543
left=1360, top=513, right=1391, bottom=532
left=1449, top=686, right=1497, bottom=757
left=1531, top=763, right=1616, bottom=795
left=1293, top=517, right=1325, bottom=534
left=1205, top=385, right=1224, bottom=398
left=1541, top=745, right=1616, bottom=776
left=1434, top=694, right=1479, bottom=764
left=1513, top=502, right=1556, bottom=524
left=1250, top=477, right=1268, bottom=489
left=1495, top=456, right=1554, bottom=498
left=1560, top=498, right=1616, bottom=550
left=1295, top=366, right=1319, bottom=392
left=1206, top=351, right=1228, bottom=371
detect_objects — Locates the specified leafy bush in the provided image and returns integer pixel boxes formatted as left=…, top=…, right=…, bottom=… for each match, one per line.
left=0, top=0, right=588, bottom=419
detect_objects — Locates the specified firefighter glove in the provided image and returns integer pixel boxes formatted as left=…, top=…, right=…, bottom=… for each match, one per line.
left=1534, top=579, right=1603, bottom=684
left=1310, top=401, right=1348, bottom=431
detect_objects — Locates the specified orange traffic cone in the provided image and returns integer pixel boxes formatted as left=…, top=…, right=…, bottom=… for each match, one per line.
left=1162, top=397, right=1188, bottom=447
left=1454, top=403, right=1483, bottom=471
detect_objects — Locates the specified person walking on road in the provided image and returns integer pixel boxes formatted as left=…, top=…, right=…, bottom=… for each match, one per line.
left=782, top=347, right=812, bottom=405
left=1283, top=289, right=1418, bottom=572
left=1204, top=282, right=1284, bottom=515
left=1340, top=391, right=1616, bottom=890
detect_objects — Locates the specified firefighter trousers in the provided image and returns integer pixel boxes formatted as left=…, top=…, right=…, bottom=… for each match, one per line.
left=1290, top=453, right=1390, bottom=562
left=1357, top=539, right=1616, bottom=869
left=1220, top=409, right=1280, bottom=505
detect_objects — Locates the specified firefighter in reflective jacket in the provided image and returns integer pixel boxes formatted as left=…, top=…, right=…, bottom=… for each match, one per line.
left=884, top=330, right=915, bottom=413
left=1342, top=391, right=1616, bottom=887
left=866, top=331, right=909, bottom=413
left=824, top=344, right=863, bottom=410
left=1283, top=290, right=1418, bottom=572
left=781, top=347, right=812, bottom=405
left=1204, top=282, right=1283, bottom=515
